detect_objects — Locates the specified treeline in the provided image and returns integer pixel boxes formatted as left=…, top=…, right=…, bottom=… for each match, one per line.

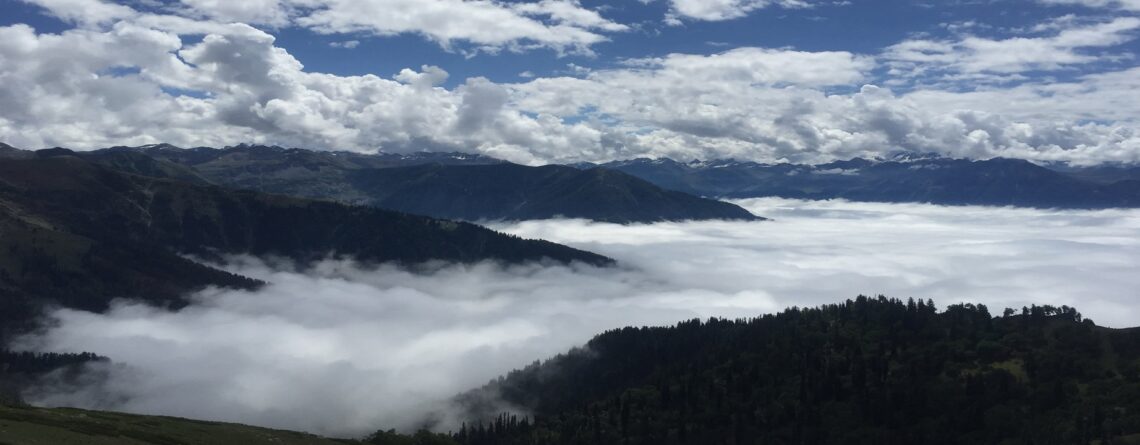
left=0, top=350, right=107, bottom=405
left=381, top=297, right=1140, bottom=445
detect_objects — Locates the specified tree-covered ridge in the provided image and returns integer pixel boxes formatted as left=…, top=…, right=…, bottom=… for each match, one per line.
left=0, top=350, right=108, bottom=406
left=448, top=297, right=1140, bottom=445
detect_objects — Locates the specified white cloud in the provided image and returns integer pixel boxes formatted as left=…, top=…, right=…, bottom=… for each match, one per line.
left=294, top=0, right=625, bottom=54
left=329, top=39, right=360, bottom=48
left=177, top=0, right=295, bottom=27
left=15, top=199, right=1140, bottom=436
left=1038, top=0, right=1140, bottom=11
left=511, top=0, right=631, bottom=33
left=2, top=6, right=1140, bottom=165
left=394, top=65, right=449, bottom=88
left=666, top=0, right=813, bottom=22
left=626, top=47, right=873, bottom=86
left=884, top=17, right=1140, bottom=78
left=17, top=0, right=136, bottom=26
left=21, top=0, right=626, bottom=54
left=507, top=51, right=1140, bottom=164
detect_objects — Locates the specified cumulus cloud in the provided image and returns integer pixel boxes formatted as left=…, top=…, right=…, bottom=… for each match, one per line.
left=21, top=0, right=626, bottom=54
left=295, top=0, right=627, bottom=55
left=14, top=200, right=1140, bottom=436
left=2, top=4, right=1140, bottom=165
left=509, top=56, right=1140, bottom=164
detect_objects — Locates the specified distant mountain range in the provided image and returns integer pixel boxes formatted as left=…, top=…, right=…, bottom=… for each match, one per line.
left=581, top=154, right=1140, bottom=208
left=7, top=143, right=1140, bottom=210
left=73, top=144, right=761, bottom=224
left=0, top=152, right=611, bottom=340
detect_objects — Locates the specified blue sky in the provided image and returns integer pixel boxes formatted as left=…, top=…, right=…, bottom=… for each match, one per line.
left=0, top=0, right=1138, bottom=164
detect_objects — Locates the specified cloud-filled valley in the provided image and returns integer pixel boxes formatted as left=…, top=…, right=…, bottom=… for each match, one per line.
left=13, top=198, right=1140, bottom=437
left=2, top=0, right=1138, bottom=442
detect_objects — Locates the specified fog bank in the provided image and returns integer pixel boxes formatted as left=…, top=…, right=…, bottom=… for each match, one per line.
left=15, top=198, right=1140, bottom=437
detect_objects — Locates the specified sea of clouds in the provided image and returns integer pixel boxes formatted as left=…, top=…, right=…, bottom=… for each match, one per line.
left=14, top=198, right=1140, bottom=437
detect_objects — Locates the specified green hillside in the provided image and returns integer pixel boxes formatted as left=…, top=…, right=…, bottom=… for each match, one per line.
left=0, top=404, right=352, bottom=445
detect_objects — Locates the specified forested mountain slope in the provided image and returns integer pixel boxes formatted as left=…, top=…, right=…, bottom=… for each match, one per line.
left=0, top=153, right=611, bottom=339
left=451, top=297, right=1140, bottom=445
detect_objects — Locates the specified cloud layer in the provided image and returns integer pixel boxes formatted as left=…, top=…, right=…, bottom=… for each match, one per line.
left=3, top=0, right=1140, bottom=165
left=884, top=17, right=1140, bottom=79
left=15, top=199, right=1140, bottom=437
left=21, top=0, right=627, bottom=53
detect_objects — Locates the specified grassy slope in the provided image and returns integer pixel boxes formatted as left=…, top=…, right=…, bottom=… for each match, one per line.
left=0, top=404, right=353, bottom=445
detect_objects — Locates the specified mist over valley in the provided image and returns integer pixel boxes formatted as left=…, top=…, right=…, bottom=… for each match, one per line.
left=10, top=198, right=1139, bottom=437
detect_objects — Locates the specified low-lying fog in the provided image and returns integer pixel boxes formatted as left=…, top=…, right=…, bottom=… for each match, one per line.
left=15, top=198, right=1140, bottom=437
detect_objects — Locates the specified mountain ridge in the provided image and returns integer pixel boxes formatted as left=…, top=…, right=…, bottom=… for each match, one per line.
left=50, top=144, right=762, bottom=223
left=584, top=155, right=1140, bottom=208
left=343, top=162, right=762, bottom=223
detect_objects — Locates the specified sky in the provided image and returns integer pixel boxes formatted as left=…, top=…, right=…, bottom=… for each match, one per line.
left=1, top=0, right=1139, bottom=165
left=16, top=198, right=1140, bottom=437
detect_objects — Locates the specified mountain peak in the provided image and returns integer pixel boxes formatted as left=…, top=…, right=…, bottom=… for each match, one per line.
left=881, top=151, right=947, bottom=163
left=137, top=143, right=182, bottom=151
left=226, top=143, right=289, bottom=152
left=34, top=147, right=78, bottom=158
left=0, top=143, right=30, bottom=160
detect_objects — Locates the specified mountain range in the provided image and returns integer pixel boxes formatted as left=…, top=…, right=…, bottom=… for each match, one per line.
left=76, top=144, right=761, bottom=224
left=4, top=143, right=1140, bottom=443
left=582, top=155, right=1140, bottom=208
left=18, top=142, right=1138, bottom=213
